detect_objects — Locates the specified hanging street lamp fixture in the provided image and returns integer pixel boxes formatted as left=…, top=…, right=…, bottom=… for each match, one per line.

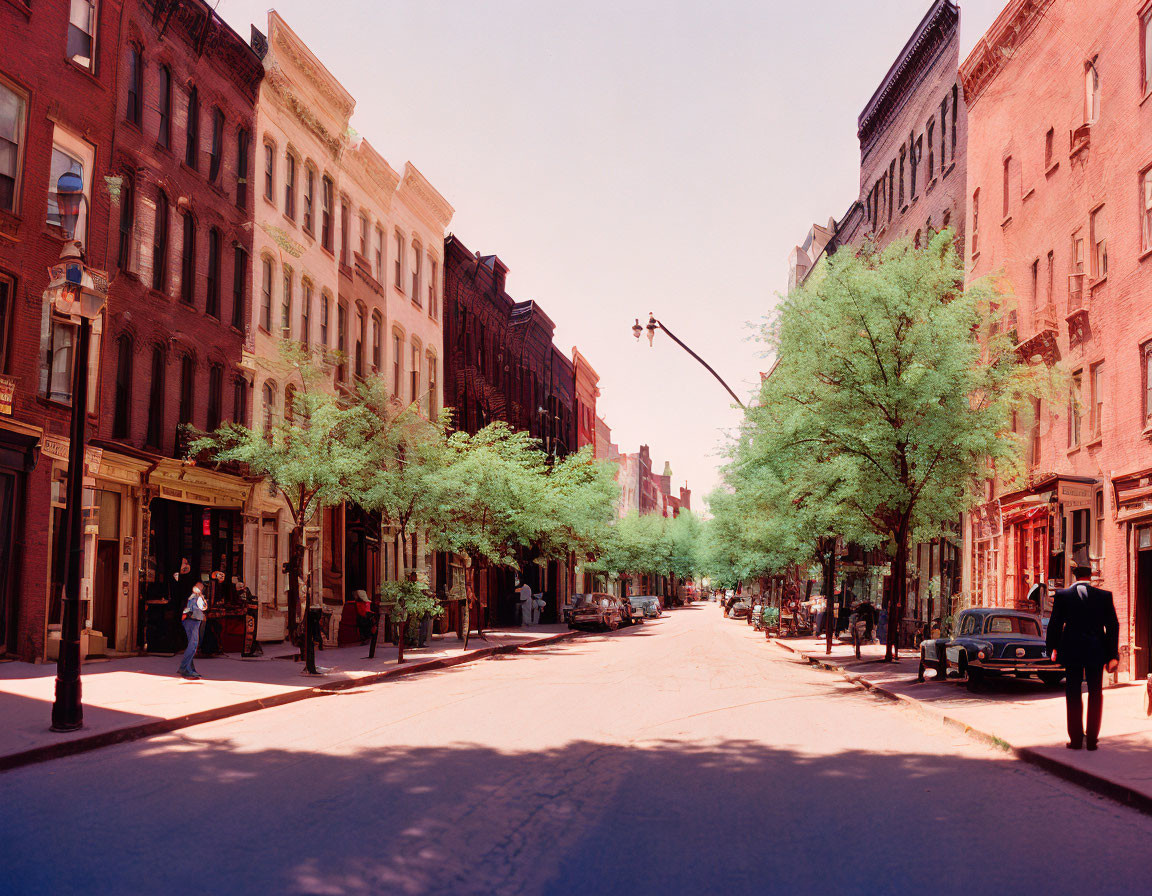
left=632, top=313, right=746, bottom=409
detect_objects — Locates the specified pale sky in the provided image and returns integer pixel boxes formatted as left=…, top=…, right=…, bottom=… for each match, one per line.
left=216, top=0, right=1009, bottom=510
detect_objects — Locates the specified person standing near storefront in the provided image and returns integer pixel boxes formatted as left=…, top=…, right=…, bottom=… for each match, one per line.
left=1046, top=561, right=1120, bottom=750
left=178, top=582, right=208, bottom=680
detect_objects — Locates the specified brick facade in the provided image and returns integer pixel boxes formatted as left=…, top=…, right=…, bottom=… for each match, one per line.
left=962, top=0, right=1152, bottom=678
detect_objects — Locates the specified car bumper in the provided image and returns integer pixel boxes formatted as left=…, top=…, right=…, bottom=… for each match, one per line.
left=969, top=660, right=1063, bottom=675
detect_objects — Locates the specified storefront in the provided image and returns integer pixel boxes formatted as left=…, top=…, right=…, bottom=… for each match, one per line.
left=0, top=420, right=40, bottom=657
left=1112, top=467, right=1152, bottom=680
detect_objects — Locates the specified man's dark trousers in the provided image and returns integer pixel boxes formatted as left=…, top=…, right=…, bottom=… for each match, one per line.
left=1063, top=662, right=1104, bottom=747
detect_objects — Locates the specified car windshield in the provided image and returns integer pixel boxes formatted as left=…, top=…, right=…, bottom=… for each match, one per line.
left=984, top=615, right=1041, bottom=637
left=628, top=597, right=644, bottom=606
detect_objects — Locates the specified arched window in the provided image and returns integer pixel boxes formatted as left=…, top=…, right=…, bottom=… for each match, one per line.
left=185, top=84, right=199, bottom=170
left=284, top=151, right=297, bottom=219
left=179, top=211, right=196, bottom=305
left=145, top=347, right=166, bottom=448
left=392, top=329, right=403, bottom=397
left=157, top=65, right=172, bottom=148
left=300, top=279, right=313, bottom=348
left=354, top=303, right=366, bottom=378
left=284, top=383, right=297, bottom=426
left=206, top=363, right=223, bottom=432
left=259, top=255, right=274, bottom=331
left=263, top=139, right=275, bottom=202
left=411, top=239, right=422, bottom=305
left=208, top=108, right=224, bottom=182
left=262, top=381, right=277, bottom=436
left=371, top=311, right=383, bottom=370
left=126, top=43, right=143, bottom=126
left=206, top=227, right=221, bottom=318
left=426, top=351, right=438, bottom=417
left=112, top=333, right=133, bottom=439
left=152, top=190, right=169, bottom=292
left=303, top=162, right=315, bottom=232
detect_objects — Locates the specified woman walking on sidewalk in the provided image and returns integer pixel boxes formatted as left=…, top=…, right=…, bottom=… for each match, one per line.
left=178, top=582, right=208, bottom=680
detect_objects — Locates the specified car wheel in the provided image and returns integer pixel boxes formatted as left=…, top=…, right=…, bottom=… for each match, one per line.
left=965, top=663, right=983, bottom=692
left=1039, top=671, right=1064, bottom=687
left=936, top=656, right=948, bottom=681
left=606, top=617, right=619, bottom=632
left=916, top=652, right=926, bottom=683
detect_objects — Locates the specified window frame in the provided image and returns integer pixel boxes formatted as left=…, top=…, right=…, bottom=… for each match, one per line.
left=1089, top=360, right=1105, bottom=440
left=281, top=266, right=293, bottom=337
left=184, top=84, right=199, bottom=170
left=205, top=226, right=221, bottom=318
left=46, top=125, right=94, bottom=246
left=303, top=163, right=315, bottom=234
left=125, top=42, right=143, bottom=126
left=231, top=245, right=247, bottom=330
left=157, top=65, right=172, bottom=149
left=67, top=0, right=98, bottom=73
left=208, top=108, right=223, bottom=182
left=284, top=151, right=296, bottom=220
left=116, top=172, right=135, bottom=271
left=235, top=127, right=250, bottom=210
left=111, top=332, right=132, bottom=439
left=0, top=77, right=28, bottom=216
left=179, top=211, right=196, bottom=306
left=263, top=139, right=275, bottom=203
left=1141, top=165, right=1152, bottom=254
left=152, top=190, right=169, bottom=292
left=300, top=279, right=312, bottom=349
left=321, top=175, right=333, bottom=252
left=1089, top=205, right=1107, bottom=280
left=411, top=239, right=422, bottom=306
left=259, top=256, right=273, bottom=333
left=144, top=346, right=166, bottom=448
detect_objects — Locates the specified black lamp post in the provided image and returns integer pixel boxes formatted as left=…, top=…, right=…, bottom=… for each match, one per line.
left=49, top=171, right=107, bottom=732
left=632, top=313, right=746, bottom=409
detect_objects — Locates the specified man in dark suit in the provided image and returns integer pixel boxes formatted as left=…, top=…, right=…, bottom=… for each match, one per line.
left=1045, top=561, right=1120, bottom=750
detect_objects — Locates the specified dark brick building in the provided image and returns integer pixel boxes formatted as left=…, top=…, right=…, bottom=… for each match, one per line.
left=0, top=0, right=126, bottom=660
left=443, top=233, right=577, bottom=625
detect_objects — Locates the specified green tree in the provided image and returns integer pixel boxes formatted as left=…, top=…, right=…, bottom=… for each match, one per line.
left=379, top=579, right=444, bottom=664
left=752, top=230, right=1043, bottom=659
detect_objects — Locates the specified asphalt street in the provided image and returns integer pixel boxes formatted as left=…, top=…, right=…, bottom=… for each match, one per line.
left=2, top=605, right=1149, bottom=895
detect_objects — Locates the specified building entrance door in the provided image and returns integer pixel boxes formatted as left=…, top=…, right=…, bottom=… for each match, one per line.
left=1017, top=517, right=1049, bottom=607
left=0, top=471, right=17, bottom=654
left=1135, top=527, right=1152, bottom=680
left=90, top=491, right=121, bottom=647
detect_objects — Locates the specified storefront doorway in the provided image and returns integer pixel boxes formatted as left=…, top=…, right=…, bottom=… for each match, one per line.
left=0, top=469, right=19, bottom=654
left=1135, top=526, right=1152, bottom=680
left=1016, top=516, right=1049, bottom=607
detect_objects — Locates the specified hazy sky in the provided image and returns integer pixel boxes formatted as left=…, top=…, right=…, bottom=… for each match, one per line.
left=216, top=0, right=1009, bottom=510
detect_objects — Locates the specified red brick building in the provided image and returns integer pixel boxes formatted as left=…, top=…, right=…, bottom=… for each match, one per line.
left=962, top=0, right=1152, bottom=678
left=0, top=0, right=126, bottom=660
left=572, top=346, right=599, bottom=453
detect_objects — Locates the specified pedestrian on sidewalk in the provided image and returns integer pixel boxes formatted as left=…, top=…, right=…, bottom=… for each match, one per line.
left=178, top=581, right=208, bottom=680
left=1045, top=561, right=1119, bottom=751
left=519, top=582, right=533, bottom=628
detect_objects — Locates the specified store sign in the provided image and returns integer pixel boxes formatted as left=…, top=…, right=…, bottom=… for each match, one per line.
left=1058, top=482, right=1094, bottom=512
left=0, top=376, right=15, bottom=414
left=41, top=435, right=69, bottom=461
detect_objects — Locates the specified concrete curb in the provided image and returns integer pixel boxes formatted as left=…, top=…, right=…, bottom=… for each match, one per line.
left=769, top=638, right=1152, bottom=818
left=0, top=630, right=585, bottom=774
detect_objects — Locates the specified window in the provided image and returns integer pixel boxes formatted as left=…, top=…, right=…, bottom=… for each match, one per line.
left=371, top=312, right=382, bottom=370
left=116, top=174, right=134, bottom=270
left=112, top=334, right=132, bottom=439
left=354, top=305, right=365, bottom=378
left=1046, top=250, right=1054, bottom=306
left=185, top=85, right=199, bottom=170
left=392, top=331, right=402, bottom=396
left=262, top=382, right=276, bottom=436
left=898, top=145, right=905, bottom=208
left=263, top=141, right=274, bottom=202
left=971, top=189, right=980, bottom=255
left=1045, top=128, right=1055, bottom=169
left=1069, top=371, right=1083, bottom=448
left=46, top=126, right=93, bottom=245
left=394, top=230, right=403, bottom=289
left=374, top=227, right=384, bottom=281
left=927, top=119, right=935, bottom=177
left=233, top=377, right=247, bottom=425
left=427, top=354, right=438, bottom=416
left=1090, top=362, right=1104, bottom=438
left=336, top=301, right=347, bottom=382
left=180, top=213, right=195, bottom=305
left=236, top=128, right=250, bottom=210
left=887, top=161, right=895, bottom=222
left=1145, top=342, right=1152, bottom=426
left=1071, top=232, right=1085, bottom=308
left=300, top=280, right=312, bottom=348
left=939, top=99, right=947, bottom=174
left=207, top=364, right=222, bottom=433
left=411, top=241, right=422, bottom=305
left=145, top=347, right=165, bottom=447
left=1002, top=156, right=1012, bottom=218
left=359, top=213, right=369, bottom=258
left=1090, top=206, right=1107, bottom=279
left=428, top=258, right=438, bottom=319
left=126, top=44, right=143, bottom=125
left=1094, top=489, right=1106, bottom=559
left=1084, top=59, right=1100, bottom=125
left=177, top=354, right=194, bottom=442
left=208, top=109, right=223, bottom=182
left=260, top=257, right=272, bottom=331
left=0, top=80, right=27, bottom=213
left=281, top=268, right=292, bottom=335
left=284, top=384, right=296, bottom=426
left=232, top=246, right=247, bottom=329
left=1142, top=167, right=1152, bottom=254
left=303, top=165, right=314, bottom=232
left=153, top=191, right=169, bottom=292
left=410, top=344, right=420, bottom=403
left=340, top=197, right=350, bottom=265
left=321, top=176, right=333, bottom=251
left=1030, top=398, right=1042, bottom=466
left=951, top=84, right=958, bottom=160
left=1031, top=258, right=1039, bottom=310
left=284, top=152, right=296, bottom=220
left=158, top=66, right=172, bottom=148
left=206, top=227, right=221, bottom=318
left=1144, top=9, right=1152, bottom=94
left=0, top=272, right=13, bottom=372
left=67, top=0, right=97, bottom=71
left=911, top=135, right=921, bottom=198
left=320, top=291, right=330, bottom=347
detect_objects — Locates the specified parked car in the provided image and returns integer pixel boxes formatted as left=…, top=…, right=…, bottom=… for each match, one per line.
left=629, top=595, right=662, bottom=619
left=569, top=593, right=628, bottom=631
left=722, top=594, right=744, bottom=616
left=917, top=607, right=1064, bottom=690
left=728, top=600, right=751, bottom=620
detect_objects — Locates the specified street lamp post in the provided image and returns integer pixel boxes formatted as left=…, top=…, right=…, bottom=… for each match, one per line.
left=49, top=171, right=108, bottom=732
left=632, top=313, right=746, bottom=409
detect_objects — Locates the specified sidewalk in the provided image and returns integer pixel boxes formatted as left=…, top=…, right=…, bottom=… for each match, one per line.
left=0, top=626, right=582, bottom=772
left=770, top=635, right=1152, bottom=814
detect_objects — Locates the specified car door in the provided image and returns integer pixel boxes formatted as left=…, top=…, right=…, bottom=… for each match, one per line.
left=946, top=612, right=978, bottom=664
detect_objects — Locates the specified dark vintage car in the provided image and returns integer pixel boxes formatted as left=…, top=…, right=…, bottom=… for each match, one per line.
left=727, top=600, right=751, bottom=620
left=568, top=593, right=629, bottom=631
left=917, top=607, right=1064, bottom=690
left=628, top=595, right=661, bottom=619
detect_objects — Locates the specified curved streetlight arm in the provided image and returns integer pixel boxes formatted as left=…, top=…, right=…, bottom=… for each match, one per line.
left=646, top=315, right=746, bottom=409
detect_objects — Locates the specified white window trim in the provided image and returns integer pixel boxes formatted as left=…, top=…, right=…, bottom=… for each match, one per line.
left=48, top=124, right=95, bottom=247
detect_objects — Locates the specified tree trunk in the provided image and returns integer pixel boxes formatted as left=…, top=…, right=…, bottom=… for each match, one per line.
left=286, top=523, right=315, bottom=674
left=461, top=563, right=474, bottom=651
left=822, top=541, right=836, bottom=656
left=884, top=521, right=910, bottom=662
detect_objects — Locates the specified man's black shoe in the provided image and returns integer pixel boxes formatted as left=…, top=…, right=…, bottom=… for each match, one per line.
left=1086, top=741, right=1098, bottom=751
left=1066, top=741, right=1083, bottom=750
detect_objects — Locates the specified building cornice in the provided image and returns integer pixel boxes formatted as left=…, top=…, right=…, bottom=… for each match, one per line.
left=263, top=72, right=346, bottom=161
left=960, top=0, right=1053, bottom=107
left=397, top=162, right=455, bottom=233
left=346, top=139, right=400, bottom=207
left=267, top=11, right=355, bottom=121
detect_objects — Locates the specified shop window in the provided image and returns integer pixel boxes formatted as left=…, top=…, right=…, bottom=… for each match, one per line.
left=126, top=44, right=143, bottom=126
left=153, top=191, right=169, bottom=292
left=284, top=152, right=296, bottom=220
left=145, top=347, right=166, bottom=448
left=208, top=109, right=223, bottom=182
left=46, top=125, right=93, bottom=245
left=112, top=334, right=132, bottom=438
left=185, top=85, right=199, bottom=170
left=206, top=227, right=221, bottom=318
left=206, top=364, right=222, bottom=433
left=179, top=213, right=195, bottom=306
left=67, top=0, right=97, bottom=71
left=0, top=79, right=27, bottom=214
left=231, top=245, right=247, bottom=329
left=116, top=173, right=134, bottom=271
left=235, top=127, right=249, bottom=210
left=158, top=66, right=172, bottom=148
